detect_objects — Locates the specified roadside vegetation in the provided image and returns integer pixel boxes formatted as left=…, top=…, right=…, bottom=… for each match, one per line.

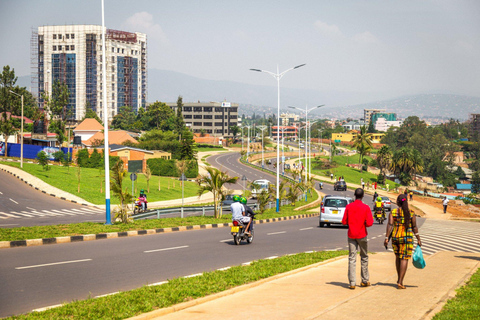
left=0, top=161, right=198, bottom=205
left=5, top=250, right=346, bottom=320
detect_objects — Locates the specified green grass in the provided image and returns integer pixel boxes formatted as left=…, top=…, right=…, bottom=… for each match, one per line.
left=433, top=267, right=480, bottom=319
left=0, top=191, right=318, bottom=241
left=6, top=250, right=347, bottom=320
left=201, top=155, right=211, bottom=166
left=0, top=162, right=198, bottom=205
left=197, top=146, right=228, bottom=152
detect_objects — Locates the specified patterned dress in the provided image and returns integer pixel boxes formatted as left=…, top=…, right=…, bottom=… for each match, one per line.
left=391, top=208, right=414, bottom=259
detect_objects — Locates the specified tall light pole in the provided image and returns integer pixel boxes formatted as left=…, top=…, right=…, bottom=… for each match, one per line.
left=250, top=64, right=306, bottom=212
left=318, top=128, right=323, bottom=152
left=258, top=125, right=267, bottom=168
left=245, top=125, right=251, bottom=162
left=279, top=127, right=287, bottom=175
left=9, top=91, right=24, bottom=168
left=288, top=105, right=324, bottom=194
left=101, top=0, right=111, bottom=224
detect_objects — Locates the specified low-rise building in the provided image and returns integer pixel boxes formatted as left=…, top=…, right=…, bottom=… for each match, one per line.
left=332, top=131, right=384, bottom=143
left=271, top=126, right=298, bottom=139
left=375, top=117, right=403, bottom=132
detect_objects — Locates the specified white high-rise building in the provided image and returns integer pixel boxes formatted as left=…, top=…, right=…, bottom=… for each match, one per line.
left=32, top=25, right=147, bottom=121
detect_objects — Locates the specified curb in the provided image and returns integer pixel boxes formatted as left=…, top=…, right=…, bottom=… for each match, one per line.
left=127, top=254, right=347, bottom=320
left=0, top=213, right=319, bottom=249
left=0, top=166, right=94, bottom=207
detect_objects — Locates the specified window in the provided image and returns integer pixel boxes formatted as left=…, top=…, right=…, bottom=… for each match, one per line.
left=53, top=34, right=56, bottom=40
left=58, top=45, right=62, bottom=50
left=112, top=56, right=115, bottom=63
left=111, top=75, right=115, bottom=82
left=112, top=93, right=115, bottom=99
left=131, top=50, right=134, bottom=55
left=225, top=122, right=228, bottom=126
left=53, top=45, right=56, bottom=51
left=122, top=49, right=124, bottom=54
left=183, top=107, right=192, bottom=112
left=193, top=122, right=202, bottom=126
left=225, top=115, right=228, bottom=119
left=112, top=83, right=115, bottom=91
left=71, top=34, right=75, bottom=39
left=194, top=107, right=202, bottom=112
left=65, top=45, right=69, bottom=51
left=112, top=47, right=115, bottom=53
left=117, top=48, right=120, bottom=53
left=111, top=66, right=115, bottom=72
left=194, top=115, right=202, bottom=119
left=66, top=34, right=69, bottom=39
left=230, top=115, right=237, bottom=119
left=184, top=115, right=192, bottom=119
left=215, top=122, right=223, bottom=127
left=71, top=45, right=74, bottom=50
left=204, top=122, right=213, bottom=127
left=215, top=107, right=222, bottom=112
left=58, top=34, right=62, bottom=39
left=204, top=107, right=212, bottom=112
left=203, top=115, right=212, bottom=119
left=215, top=115, right=223, bottom=119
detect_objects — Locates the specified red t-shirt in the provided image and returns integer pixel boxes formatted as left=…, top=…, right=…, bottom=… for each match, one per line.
left=342, top=199, right=373, bottom=239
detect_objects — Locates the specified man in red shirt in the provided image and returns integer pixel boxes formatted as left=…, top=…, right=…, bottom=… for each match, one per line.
left=342, top=188, right=374, bottom=289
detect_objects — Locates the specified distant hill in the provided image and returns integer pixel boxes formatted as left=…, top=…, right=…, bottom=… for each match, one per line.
left=18, top=70, right=480, bottom=121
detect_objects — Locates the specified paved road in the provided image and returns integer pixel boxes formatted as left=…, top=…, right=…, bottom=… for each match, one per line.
left=0, top=171, right=106, bottom=228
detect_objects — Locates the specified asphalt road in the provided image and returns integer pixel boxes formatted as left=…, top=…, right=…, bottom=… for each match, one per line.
left=0, top=171, right=106, bottom=228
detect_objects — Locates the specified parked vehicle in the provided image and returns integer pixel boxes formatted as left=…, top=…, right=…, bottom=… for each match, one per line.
left=231, top=213, right=256, bottom=245
left=319, top=196, right=353, bottom=227
left=380, top=196, right=392, bottom=211
left=251, top=179, right=271, bottom=198
left=333, top=180, right=347, bottom=191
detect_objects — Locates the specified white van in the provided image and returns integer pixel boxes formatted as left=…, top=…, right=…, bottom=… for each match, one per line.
left=251, top=179, right=271, bottom=198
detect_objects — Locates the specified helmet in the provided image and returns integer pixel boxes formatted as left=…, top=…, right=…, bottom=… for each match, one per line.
left=240, top=196, right=247, bottom=204
left=140, top=189, right=144, bottom=193
left=377, top=197, right=382, bottom=202
left=232, top=195, right=240, bottom=202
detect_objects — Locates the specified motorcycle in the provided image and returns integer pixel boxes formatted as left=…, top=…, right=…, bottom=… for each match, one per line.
left=231, top=214, right=256, bottom=245
left=374, top=207, right=385, bottom=224
left=133, top=198, right=147, bottom=215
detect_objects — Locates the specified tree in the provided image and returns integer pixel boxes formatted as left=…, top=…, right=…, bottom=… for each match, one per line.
left=145, top=164, right=152, bottom=193
left=367, top=121, right=376, bottom=133
left=286, top=182, right=303, bottom=205
left=147, top=101, right=175, bottom=130
left=411, top=149, right=424, bottom=183
left=175, top=96, right=185, bottom=133
left=351, top=126, right=372, bottom=171
left=45, top=80, right=71, bottom=144
left=37, top=151, right=49, bottom=171
left=230, top=125, right=241, bottom=138
left=196, top=166, right=238, bottom=218
left=111, top=105, right=136, bottom=131
left=0, top=65, right=17, bottom=156
left=179, top=129, right=197, bottom=160
left=377, top=145, right=393, bottom=176
left=472, top=171, right=480, bottom=194
left=391, top=147, right=414, bottom=185
left=83, top=106, right=102, bottom=125
left=110, top=159, right=132, bottom=223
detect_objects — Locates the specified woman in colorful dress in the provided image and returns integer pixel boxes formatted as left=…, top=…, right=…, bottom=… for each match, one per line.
left=384, top=194, right=422, bottom=289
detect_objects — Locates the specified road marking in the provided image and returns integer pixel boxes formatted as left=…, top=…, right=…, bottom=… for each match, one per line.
left=144, top=245, right=189, bottom=253
left=148, top=281, right=168, bottom=287
left=267, top=231, right=286, bottom=235
left=0, top=212, right=20, bottom=219
left=16, top=259, right=92, bottom=270
left=220, top=239, right=231, bottom=242
left=95, top=292, right=118, bottom=298
left=300, top=227, right=313, bottom=231
left=217, top=266, right=231, bottom=271
left=9, top=198, right=18, bottom=204
left=26, top=207, right=36, bottom=211
left=10, top=211, right=34, bottom=218
left=0, top=191, right=3, bottom=194
left=32, top=304, right=63, bottom=312
left=184, top=273, right=203, bottom=278
left=41, top=210, right=62, bottom=216
left=304, top=251, right=314, bottom=253
left=51, top=209, right=75, bottom=216
left=242, top=261, right=252, bottom=266
left=266, top=256, right=278, bottom=259
left=0, top=223, right=19, bottom=226
left=335, top=247, right=343, bottom=250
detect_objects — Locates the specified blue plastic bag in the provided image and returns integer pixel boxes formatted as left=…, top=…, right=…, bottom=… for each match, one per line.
left=412, top=245, right=426, bottom=269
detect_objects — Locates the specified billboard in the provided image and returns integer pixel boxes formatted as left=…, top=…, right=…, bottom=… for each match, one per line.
left=221, top=102, right=231, bottom=108
left=106, top=29, right=137, bottom=43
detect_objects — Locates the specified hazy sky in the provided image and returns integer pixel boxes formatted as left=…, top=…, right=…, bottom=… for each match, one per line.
left=1, top=0, right=479, bottom=100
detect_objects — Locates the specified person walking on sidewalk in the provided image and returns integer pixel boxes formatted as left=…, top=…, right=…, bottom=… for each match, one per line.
left=342, top=188, right=374, bottom=289
left=384, top=194, right=422, bottom=289
left=442, top=196, right=449, bottom=213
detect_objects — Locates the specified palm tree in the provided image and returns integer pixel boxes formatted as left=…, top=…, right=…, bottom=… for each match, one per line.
left=411, top=149, right=424, bottom=183
left=197, top=166, right=238, bottom=218
left=351, top=126, right=373, bottom=172
left=286, top=181, right=302, bottom=205
left=377, top=145, right=393, bottom=176
left=391, top=147, right=414, bottom=185
left=110, top=160, right=133, bottom=223
left=256, top=189, right=271, bottom=214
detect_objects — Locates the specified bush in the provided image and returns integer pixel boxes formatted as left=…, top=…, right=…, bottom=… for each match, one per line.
left=76, top=149, right=90, bottom=167
left=52, top=150, right=64, bottom=162
left=196, top=143, right=223, bottom=149
left=377, top=173, right=385, bottom=184
left=88, top=149, right=102, bottom=168
left=37, top=151, right=49, bottom=171
left=147, top=158, right=199, bottom=178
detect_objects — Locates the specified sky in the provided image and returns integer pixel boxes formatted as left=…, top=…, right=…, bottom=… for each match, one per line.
left=1, top=0, right=479, bottom=102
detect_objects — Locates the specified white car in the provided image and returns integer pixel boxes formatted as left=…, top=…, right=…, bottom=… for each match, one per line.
left=251, top=179, right=271, bottom=198
left=319, top=195, right=353, bottom=227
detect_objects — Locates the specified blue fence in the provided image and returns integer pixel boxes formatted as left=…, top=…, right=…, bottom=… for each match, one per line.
left=1, top=142, right=72, bottom=160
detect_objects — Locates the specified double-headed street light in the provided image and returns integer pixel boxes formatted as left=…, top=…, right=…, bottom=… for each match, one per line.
left=250, top=64, right=306, bottom=212
left=288, top=105, right=324, bottom=196
left=9, top=90, right=24, bottom=168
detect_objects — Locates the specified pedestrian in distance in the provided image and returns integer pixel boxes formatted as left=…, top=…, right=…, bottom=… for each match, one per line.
left=443, top=196, right=449, bottom=213
left=384, top=194, right=422, bottom=289
left=409, top=191, right=413, bottom=201
left=330, top=173, right=333, bottom=180
left=373, top=191, right=378, bottom=203
left=342, top=188, right=374, bottom=289
left=362, top=180, right=365, bottom=189
left=374, top=182, right=377, bottom=190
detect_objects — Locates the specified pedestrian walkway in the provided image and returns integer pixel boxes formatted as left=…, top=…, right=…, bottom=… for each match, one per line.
left=130, top=251, right=480, bottom=320
left=0, top=207, right=105, bottom=219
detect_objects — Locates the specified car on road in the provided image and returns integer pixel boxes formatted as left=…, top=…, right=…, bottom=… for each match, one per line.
left=222, top=194, right=241, bottom=206
left=380, top=196, right=392, bottom=211
left=333, top=180, right=347, bottom=191
left=284, top=163, right=291, bottom=170
left=319, top=195, right=353, bottom=227
left=251, top=179, right=271, bottom=198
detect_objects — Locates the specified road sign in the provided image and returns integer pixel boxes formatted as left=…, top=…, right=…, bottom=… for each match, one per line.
left=130, top=173, right=137, bottom=181
left=241, top=175, right=247, bottom=181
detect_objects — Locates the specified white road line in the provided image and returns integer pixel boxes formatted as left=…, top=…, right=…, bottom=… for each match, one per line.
left=10, top=211, right=34, bottom=218
left=26, top=207, right=35, bottom=211
left=148, top=281, right=168, bottom=287
left=0, top=212, right=20, bottom=219
left=9, top=198, right=18, bottom=204
left=0, top=191, right=3, bottom=194
left=95, top=292, right=119, bottom=298
left=32, top=304, right=63, bottom=312
left=300, top=227, right=313, bottom=231
left=41, top=210, right=62, bottom=216
left=51, top=209, right=75, bottom=216
left=267, top=231, right=286, bottom=235
left=20, top=211, right=44, bottom=217
left=266, top=256, right=278, bottom=259
left=144, top=245, right=189, bottom=253
left=184, top=273, right=203, bottom=278
left=304, top=251, right=314, bottom=253
left=16, top=259, right=92, bottom=270
left=0, top=223, right=19, bottom=226
left=217, top=266, right=231, bottom=271
left=220, top=239, right=231, bottom=243
left=421, top=235, right=480, bottom=250
left=242, top=261, right=252, bottom=266
left=334, top=247, right=343, bottom=250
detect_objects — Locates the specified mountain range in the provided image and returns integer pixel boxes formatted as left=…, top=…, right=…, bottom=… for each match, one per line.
left=17, top=69, right=480, bottom=121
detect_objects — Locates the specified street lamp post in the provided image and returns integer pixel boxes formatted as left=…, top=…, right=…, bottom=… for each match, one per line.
left=279, top=127, right=287, bottom=175
left=250, top=64, right=305, bottom=212
left=180, top=173, right=186, bottom=218
left=8, top=91, right=24, bottom=168
left=288, top=105, right=324, bottom=199
left=245, top=125, right=251, bottom=162
left=258, top=125, right=267, bottom=168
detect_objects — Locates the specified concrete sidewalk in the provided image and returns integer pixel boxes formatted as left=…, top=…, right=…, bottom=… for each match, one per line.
left=131, top=251, right=480, bottom=320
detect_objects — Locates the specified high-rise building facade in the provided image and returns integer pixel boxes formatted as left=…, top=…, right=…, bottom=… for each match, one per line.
left=363, top=109, right=386, bottom=125
left=32, top=25, right=147, bottom=121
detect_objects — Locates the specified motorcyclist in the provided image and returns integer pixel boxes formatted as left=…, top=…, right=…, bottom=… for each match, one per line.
left=240, top=196, right=255, bottom=233
left=138, top=189, right=147, bottom=211
left=230, top=195, right=251, bottom=235
left=373, top=196, right=384, bottom=218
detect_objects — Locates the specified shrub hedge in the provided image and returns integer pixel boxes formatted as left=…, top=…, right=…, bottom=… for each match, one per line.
left=147, top=158, right=198, bottom=178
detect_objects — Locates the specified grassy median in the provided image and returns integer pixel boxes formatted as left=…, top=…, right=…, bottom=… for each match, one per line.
left=5, top=250, right=346, bottom=320
left=0, top=191, right=318, bottom=241
left=433, top=267, right=480, bottom=320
